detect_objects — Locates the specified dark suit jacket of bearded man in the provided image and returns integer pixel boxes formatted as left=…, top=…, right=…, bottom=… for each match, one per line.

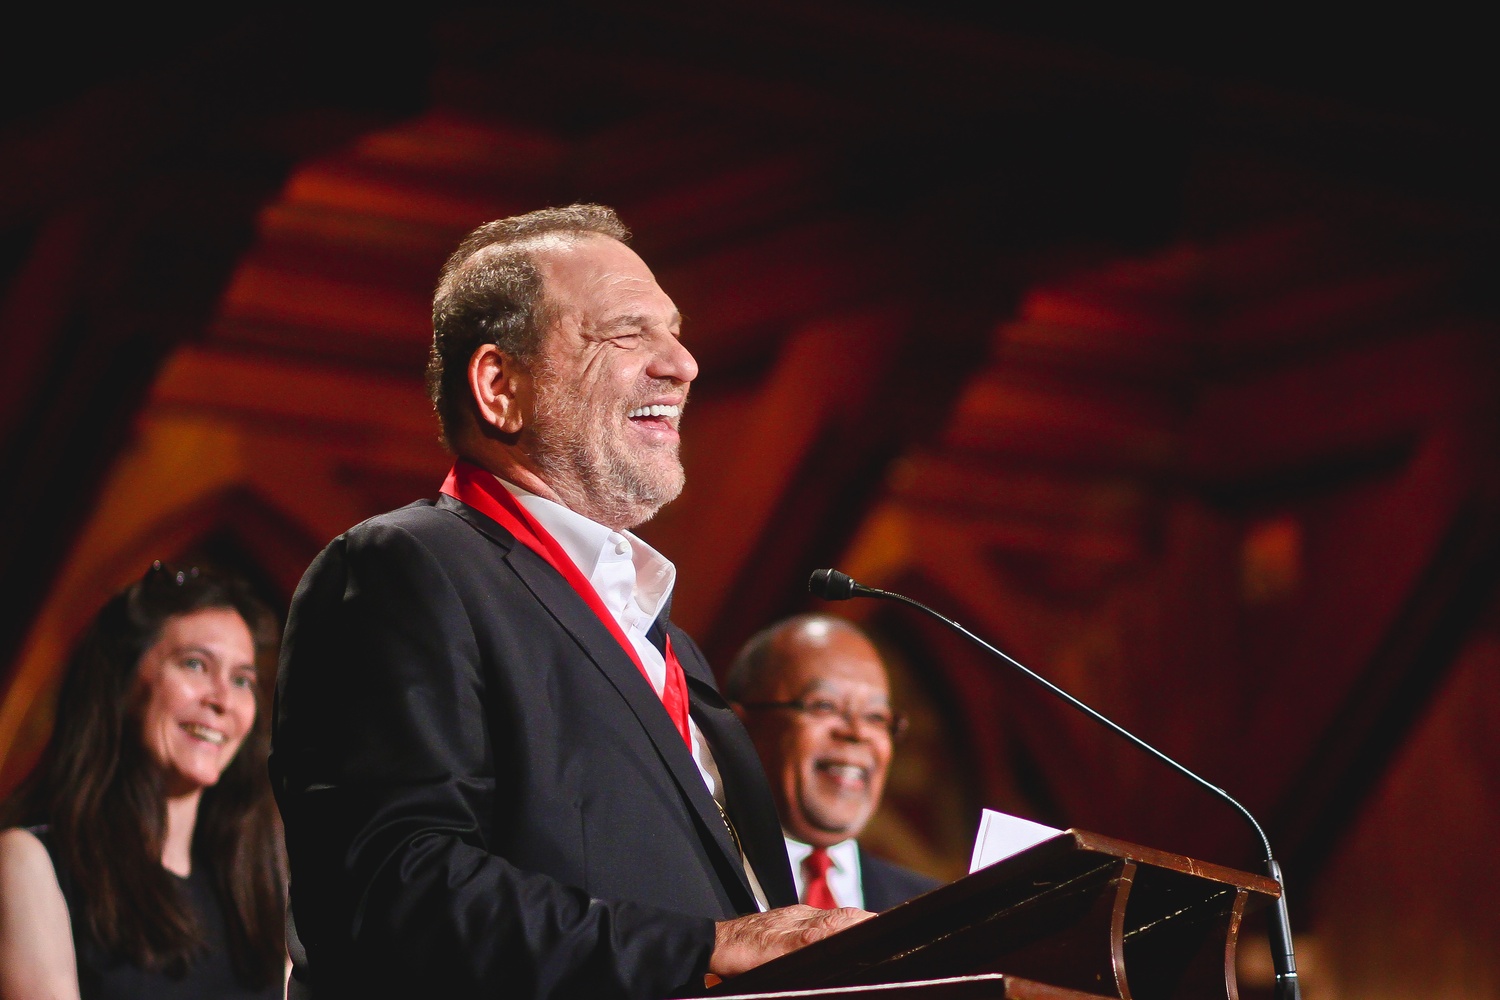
left=270, top=492, right=799, bottom=999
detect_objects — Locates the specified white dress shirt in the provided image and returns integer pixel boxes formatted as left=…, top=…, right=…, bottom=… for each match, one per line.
left=499, top=476, right=769, bottom=910
left=785, top=836, right=863, bottom=909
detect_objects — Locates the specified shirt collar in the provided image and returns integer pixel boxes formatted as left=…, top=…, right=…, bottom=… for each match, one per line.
left=784, top=835, right=859, bottom=873
left=495, top=475, right=676, bottom=619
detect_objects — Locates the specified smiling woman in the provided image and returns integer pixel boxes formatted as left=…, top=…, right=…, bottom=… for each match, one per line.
left=134, top=608, right=260, bottom=806
left=0, top=564, right=285, bottom=1000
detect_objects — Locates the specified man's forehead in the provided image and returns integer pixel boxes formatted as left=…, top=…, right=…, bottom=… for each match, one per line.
left=532, top=233, right=646, bottom=282
left=775, top=633, right=890, bottom=695
left=794, top=674, right=892, bottom=701
left=779, top=619, right=881, bottom=661
left=533, top=235, right=677, bottom=318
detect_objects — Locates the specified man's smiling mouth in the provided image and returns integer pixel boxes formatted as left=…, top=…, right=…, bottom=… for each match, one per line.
left=627, top=404, right=681, bottom=419
left=814, top=760, right=870, bottom=786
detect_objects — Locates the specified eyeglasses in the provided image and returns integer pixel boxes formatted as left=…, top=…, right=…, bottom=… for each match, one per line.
left=738, top=697, right=908, bottom=742
left=144, top=560, right=200, bottom=588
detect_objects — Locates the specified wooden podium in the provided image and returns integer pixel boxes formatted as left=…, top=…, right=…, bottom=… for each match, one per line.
left=702, top=830, right=1281, bottom=1000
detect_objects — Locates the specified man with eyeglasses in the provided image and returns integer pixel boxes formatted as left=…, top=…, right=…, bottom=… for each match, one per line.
left=728, top=615, right=941, bottom=911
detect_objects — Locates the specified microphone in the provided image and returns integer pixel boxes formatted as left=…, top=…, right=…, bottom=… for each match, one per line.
left=808, top=567, right=879, bottom=601
left=808, top=568, right=1302, bottom=1000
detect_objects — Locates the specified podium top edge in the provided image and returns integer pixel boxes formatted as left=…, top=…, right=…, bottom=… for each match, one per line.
left=702, top=973, right=1103, bottom=1000
left=1065, top=828, right=1281, bottom=896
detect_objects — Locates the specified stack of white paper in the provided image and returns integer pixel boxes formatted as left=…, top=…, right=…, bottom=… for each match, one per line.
left=968, top=808, right=1064, bottom=873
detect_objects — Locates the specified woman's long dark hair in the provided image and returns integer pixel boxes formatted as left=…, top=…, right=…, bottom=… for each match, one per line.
left=3, top=562, right=285, bottom=986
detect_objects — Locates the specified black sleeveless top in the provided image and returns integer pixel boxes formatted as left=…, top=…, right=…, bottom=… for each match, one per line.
left=33, top=827, right=280, bottom=1000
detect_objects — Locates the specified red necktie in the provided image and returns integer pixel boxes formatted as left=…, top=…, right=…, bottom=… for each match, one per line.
left=440, top=461, right=693, bottom=748
left=802, top=847, right=837, bottom=909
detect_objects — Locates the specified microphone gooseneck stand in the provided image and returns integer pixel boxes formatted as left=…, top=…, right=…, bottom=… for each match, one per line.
left=808, top=567, right=1301, bottom=1000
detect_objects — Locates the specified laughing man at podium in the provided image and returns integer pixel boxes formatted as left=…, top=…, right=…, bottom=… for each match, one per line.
left=271, top=206, right=869, bottom=999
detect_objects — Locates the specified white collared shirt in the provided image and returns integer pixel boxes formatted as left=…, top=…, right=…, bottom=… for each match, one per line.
left=785, top=836, right=863, bottom=909
left=505, top=483, right=677, bottom=694
left=498, top=476, right=769, bottom=910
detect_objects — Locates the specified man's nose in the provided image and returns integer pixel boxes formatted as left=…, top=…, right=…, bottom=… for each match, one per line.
left=830, top=708, right=872, bottom=741
left=650, top=333, right=698, bottom=384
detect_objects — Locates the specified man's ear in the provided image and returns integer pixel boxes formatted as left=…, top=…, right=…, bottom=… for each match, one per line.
left=468, top=343, right=529, bottom=436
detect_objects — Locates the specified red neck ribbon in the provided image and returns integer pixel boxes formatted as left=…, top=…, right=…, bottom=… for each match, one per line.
left=441, top=461, right=692, bottom=749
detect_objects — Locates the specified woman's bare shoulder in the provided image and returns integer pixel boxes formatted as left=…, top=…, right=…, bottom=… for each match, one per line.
left=0, top=826, right=67, bottom=904
left=0, top=826, right=80, bottom=1000
left=0, top=827, right=54, bottom=870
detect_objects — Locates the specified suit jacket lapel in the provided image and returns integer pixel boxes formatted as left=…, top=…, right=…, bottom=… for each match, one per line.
left=858, top=845, right=888, bottom=912
left=440, top=495, right=758, bottom=908
left=671, top=624, right=799, bottom=909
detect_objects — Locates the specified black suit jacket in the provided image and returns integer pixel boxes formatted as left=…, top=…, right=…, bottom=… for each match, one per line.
left=270, top=496, right=797, bottom=999
left=858, top=846, right=942, bottom=912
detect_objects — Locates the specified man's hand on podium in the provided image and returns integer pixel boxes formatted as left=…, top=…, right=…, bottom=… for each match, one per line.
left=710, top=904, right=872, bottom=979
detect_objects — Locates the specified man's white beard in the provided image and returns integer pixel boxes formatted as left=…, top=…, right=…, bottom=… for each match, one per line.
left=528, top=367, right=686, bottom=530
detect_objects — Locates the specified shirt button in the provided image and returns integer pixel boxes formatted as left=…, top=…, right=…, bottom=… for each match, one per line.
left=614, top=539, right=630, bottom=556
